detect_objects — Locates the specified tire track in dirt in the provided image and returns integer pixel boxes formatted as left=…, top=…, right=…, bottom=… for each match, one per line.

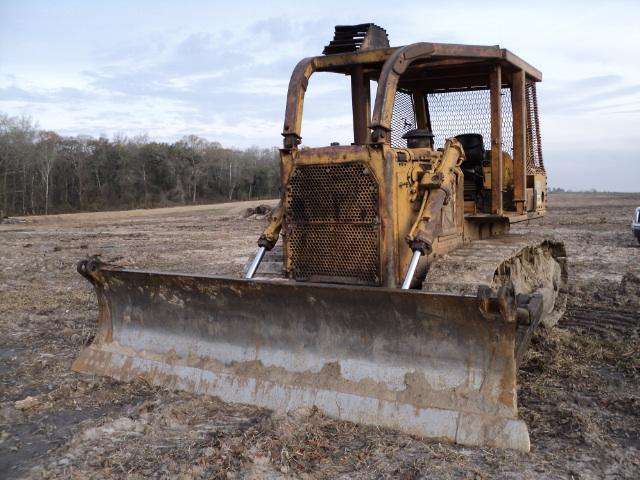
left=561, top=308, right=639, bottom=337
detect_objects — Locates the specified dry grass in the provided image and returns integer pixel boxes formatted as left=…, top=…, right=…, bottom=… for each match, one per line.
left=2, top=194, right=640, bottom=479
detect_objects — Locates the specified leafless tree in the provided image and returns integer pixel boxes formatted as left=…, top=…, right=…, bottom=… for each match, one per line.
left=0, top=112, right=280, bottom=216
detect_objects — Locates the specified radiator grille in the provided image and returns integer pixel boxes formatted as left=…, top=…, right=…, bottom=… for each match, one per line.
left=284, top=162, right=381, bottom=285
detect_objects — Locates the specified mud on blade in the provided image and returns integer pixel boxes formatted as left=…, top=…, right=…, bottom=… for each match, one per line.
left=73, top=259, right=530, bottom=451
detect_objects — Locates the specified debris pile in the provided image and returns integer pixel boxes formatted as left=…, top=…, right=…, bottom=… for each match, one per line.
left=242, top=204, right=273, bottom=220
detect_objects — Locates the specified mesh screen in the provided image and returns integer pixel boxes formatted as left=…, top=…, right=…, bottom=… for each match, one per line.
left=390, top=88, right=516, bottom=154
left=284, top=162, right=381, bottom=285
left=390, top=91, right=416, bottom=148
left=389, top=81, right=546, bottom=177
left=426, top=89, right=513, bottom=156
left=525, top=82, right=545, bottom=174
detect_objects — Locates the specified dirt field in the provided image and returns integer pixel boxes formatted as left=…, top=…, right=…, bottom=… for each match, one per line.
left=1, top=193, right=639, bottom=479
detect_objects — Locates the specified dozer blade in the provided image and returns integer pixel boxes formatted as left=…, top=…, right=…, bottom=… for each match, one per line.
left=73, top=259, right=530, bottom=451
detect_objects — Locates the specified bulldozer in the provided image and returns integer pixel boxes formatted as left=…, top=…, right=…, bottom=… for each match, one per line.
left=73, top=24, right=567, bottom=452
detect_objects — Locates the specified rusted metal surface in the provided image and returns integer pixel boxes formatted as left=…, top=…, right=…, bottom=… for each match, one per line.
left=323, top=24, right=390, bottom=55
left=370, top=43, right=436, bottom=142
left=276, top=143, right=471, bottom=288
left=350, top=65, right=371, bottom=145
left=281, top=29, right=542, bottom=149
left=412, top=90, right=428, bottom=130
left=490, top=64, right=503, bottom=215
left=71, top=25, right=565, bottom=454
left=248, top=234, right=568, bottom=362
left=282, top=57, right=316, bottom=149
left=406, top=139, right=465, bottom=255
left=74, top=260, right=530, bottom=451
left=278, top=24, right=547, bottom=225
left=511, top=69, right=527, bottom=214
left=284, top=161, right=381, bottom=285
left=423, top=234, right=567, bottom=366
left=314, top=43, right=541, bottom=80
left=274, top=140, right=509, bottom=289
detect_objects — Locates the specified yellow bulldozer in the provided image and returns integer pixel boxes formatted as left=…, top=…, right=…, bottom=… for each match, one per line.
left=73, top=24, right=567, bottom=452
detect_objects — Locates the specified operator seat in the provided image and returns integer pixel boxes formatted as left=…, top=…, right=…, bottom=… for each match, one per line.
left=455, top=134, right=485, bottom=201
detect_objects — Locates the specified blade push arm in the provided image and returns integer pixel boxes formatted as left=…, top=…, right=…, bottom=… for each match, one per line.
left=245, top=202, right=284, bottom=279
left=247, top=150, right=294, bottom=279
left=258, top=201, right=284, bottom=250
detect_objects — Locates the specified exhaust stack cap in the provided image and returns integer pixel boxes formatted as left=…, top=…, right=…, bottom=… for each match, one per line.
left=402, top=128, right=434, bottom=148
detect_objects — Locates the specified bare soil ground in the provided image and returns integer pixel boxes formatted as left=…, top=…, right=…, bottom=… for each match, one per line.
left=1, top=193, right=639, bottom=479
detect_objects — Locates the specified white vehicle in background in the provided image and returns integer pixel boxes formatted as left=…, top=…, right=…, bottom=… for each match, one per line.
left=633, top=207, right=640, bottom=244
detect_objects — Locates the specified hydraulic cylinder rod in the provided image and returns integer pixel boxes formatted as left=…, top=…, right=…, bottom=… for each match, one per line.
left=245, top=247, right=266, bottom=279
left=401, top=250, right=422, bottom=290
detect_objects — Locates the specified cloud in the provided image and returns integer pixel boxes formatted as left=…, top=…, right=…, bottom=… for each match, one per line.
left=566, top=75, right=622, bottom=90
left=542, top=74, right=640, bottom=115
left=0, top=85, right=95, bottom=104
left=0, top=15, right=353, bottom=149
left=1, top=2, right=639, bottom=190
left=166, top=32, right=253, bottom=76
left=10, top=18, right=348, bottom=146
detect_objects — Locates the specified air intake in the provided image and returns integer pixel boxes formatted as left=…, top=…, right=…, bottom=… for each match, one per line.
left=322, top=24, right=390, bottom=55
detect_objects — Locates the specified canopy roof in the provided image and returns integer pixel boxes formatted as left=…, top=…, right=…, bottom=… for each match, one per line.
left=314, top=43, right=541, bottom=92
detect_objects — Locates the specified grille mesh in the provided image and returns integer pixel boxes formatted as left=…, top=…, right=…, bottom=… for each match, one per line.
left=390, top=91, right=416, bottom=148
left=525, top=82, right=545, bottom=174
left=285, top=162, right=381, bottom=285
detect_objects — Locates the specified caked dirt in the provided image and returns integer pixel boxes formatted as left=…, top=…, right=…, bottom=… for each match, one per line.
left=1, top=193, right=639, bottom=479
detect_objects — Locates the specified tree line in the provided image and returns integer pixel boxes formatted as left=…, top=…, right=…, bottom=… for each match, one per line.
left=0, top=113, right=281, bottom=217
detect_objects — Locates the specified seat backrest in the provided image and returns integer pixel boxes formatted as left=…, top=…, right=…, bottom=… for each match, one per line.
left=455, top=134, right=485, bottom=168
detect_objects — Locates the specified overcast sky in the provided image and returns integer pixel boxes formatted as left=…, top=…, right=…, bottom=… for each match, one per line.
left=1, top=0, right=639, bottom=191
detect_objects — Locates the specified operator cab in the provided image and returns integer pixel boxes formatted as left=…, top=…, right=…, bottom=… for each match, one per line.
left=283, top=23, right=547, bottom=219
